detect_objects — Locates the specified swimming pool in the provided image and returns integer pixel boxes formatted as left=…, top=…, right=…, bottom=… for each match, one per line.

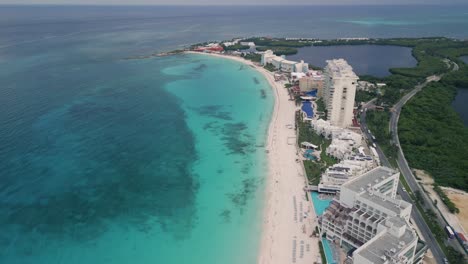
left=310, top=192, right=332, bottom=216
left=301, top=101, right=314, bottom=118
left=322, top=238, right=337, bottom=264
left=303, top=149, right=316, bottom=160
left=305, top=90, right=317, bottom=97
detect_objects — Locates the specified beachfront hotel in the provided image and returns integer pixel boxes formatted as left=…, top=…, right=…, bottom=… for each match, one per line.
left=320, top=166, right=427, bottom=264
left=299, top=70, right=324, bottom=97
left=261, top=50, right=309, bottom=73
left=318, top=154, right=375, bottom=194
left=323, top=59, right=358, bottom=128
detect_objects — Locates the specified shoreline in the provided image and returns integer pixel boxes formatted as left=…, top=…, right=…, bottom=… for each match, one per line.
left=185, top=51, right=319, bottom=264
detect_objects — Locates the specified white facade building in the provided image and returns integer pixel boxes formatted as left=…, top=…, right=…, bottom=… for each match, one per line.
left=323, top=59, right=359, bottom=128
left=320, top=166, right=426, bottom=264
left=318, top=153, right=375, bottom=193
left=325, top=129, right=362, bottom=160
left=310, top=119, right=342, bottom=138
left=260, top=50, right=308, bottom=73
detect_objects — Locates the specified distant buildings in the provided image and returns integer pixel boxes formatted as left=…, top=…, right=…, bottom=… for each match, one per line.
left=261, top=50, right=309, bottom=73
left=323, top=59, right=359, bottom=128
left=193, top=43, right=224, bottom=53
left=222, top=39, right=241, bottom=47
left=320, top=166, right=427, bottom=264
left=240, top=41, right=255, bottom=47
left=357, top=81, right=386, bottom=92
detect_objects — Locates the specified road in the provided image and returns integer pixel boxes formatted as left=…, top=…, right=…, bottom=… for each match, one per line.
left=360, top=101, right=447, bottom=263
left=389, top=62, right=467, bottom=256
left=360, top=59, right=466, bottom=262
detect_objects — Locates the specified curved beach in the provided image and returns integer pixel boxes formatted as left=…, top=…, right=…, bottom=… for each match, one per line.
left=186, top=52, right=320, bottom=264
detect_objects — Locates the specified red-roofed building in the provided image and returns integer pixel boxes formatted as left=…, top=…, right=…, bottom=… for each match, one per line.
left=193, top=45, right=224, bottom=53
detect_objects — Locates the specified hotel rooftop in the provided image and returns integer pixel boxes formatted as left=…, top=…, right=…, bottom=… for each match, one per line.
left=326, top=58, right=358, bottom=79
left=345, top=166, right=396, bottom=192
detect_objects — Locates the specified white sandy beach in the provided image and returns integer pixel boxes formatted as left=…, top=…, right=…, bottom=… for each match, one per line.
left=186, top=51, right=320, bottom=264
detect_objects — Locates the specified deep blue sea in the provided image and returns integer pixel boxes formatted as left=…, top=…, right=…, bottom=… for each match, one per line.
left=1, top=5, right=468, bottom=264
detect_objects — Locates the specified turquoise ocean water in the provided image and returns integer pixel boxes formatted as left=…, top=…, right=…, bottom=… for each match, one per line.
left=0, top=52, right=273, bottom=263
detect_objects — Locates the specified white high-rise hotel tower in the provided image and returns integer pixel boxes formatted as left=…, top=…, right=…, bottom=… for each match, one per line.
left=323, top=59, right=359, bottom=128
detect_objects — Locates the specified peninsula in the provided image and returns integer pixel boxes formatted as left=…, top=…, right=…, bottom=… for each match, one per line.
left=186, top=36, right=468, bottom=264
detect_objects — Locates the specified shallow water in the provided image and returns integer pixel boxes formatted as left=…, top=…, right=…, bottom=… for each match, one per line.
left=0, top=52, right=273, bottom=263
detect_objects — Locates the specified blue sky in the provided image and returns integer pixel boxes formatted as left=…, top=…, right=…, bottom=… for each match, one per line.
left=1, top=0, right=467, bottom=5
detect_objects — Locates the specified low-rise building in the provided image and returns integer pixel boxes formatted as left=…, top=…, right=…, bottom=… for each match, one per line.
left=318, top=154, right=376, bottom=193
left=325, top=130, right=362, bottom=160
left=260, top=50, right=308, bottom=73
left=240, top=41, right=255, bottom=47
left=357, top=81, right=376, bottom=91
left=311, top=119, right=342, bottom=138
left=299, top=70, right=324, bottom=96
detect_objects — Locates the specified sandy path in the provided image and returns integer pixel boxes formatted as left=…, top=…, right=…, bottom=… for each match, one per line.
left=186, top=52, right=319, bottom=264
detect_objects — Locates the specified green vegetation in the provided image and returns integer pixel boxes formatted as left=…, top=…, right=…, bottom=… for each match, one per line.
left=365, top=110, right=398, bottom=165
left=355, top=90, right=377, bottom=103
left=256, top=46, right=298, bottom=55
left=243, top=37, right=313, bottom=48
left=264, top=63, right=276, bottom=72
left=400, top=176, right=414, bottom=198
left=399, top=82, right=468, bottom=192
left=242, top=53, right=261, bottom=63
left=242, top=37, right=315, bottom=56
left=296, top=112, right=337, bottom=184
left=433, top=184, right=459, bottom=213
left=308, top=64, right=323, bottom=71
left=315, top=98, right=327, bottom=120
left=318, top=241, right=327, bottom=264
left=413, top=200, right=464, bottom=264
left=320, top=139, right=338, bottom=167
left=446, top=245, right=465, bottom=264
left=222, top=43, right=250, bottom=51
left=304, top=160, right=321, bottom=185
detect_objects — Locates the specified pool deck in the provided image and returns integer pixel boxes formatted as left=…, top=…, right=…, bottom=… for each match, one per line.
left=311, top=192, right=343, bottom=264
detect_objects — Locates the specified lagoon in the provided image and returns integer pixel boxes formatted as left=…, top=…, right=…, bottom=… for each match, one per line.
left=452, top=88, right=468, bottom=126
left=287, top=45, right=417, bottom=77
left=460, top=56, right=468, bottom=64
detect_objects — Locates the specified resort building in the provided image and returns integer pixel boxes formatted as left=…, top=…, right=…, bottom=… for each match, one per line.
left=357, top=81, right=376, bottom=91
left=291, top=72, right=307, bottom=82
left=222, top=39, right=241, bottom=47
left=318, top=155, right=375, bottom=194
left=310, top=119, right=362, bottom=160
left=323, top=59, right=359, bottom=128
left=310, top=119, right=342, bottom=139
left=240, top=41, right=255, bottom=47
left=326, top=130, right=362, bottom=160
left=299, top=70, right=324, bottom=97
left=320, top=166, right=427, bottom=264
left=260, top=50, right=309, bottom=73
